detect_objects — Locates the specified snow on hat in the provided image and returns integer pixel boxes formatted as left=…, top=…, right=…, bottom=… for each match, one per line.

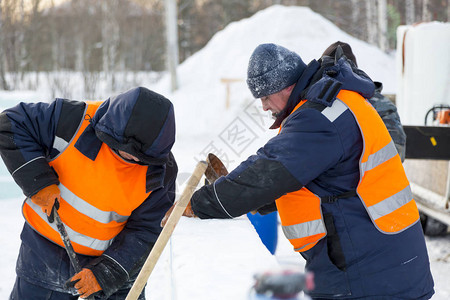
left=247, top=43, right=307, bottom=98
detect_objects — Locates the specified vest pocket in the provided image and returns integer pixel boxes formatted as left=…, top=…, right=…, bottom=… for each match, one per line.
left=323, top=213, right=347, bottom=271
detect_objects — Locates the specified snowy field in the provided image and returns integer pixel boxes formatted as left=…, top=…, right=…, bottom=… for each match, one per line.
left=1, top=5, right=449, bottom=300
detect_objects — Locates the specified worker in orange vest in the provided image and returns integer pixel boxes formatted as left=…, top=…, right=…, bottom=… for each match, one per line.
left=0, top=87, right=177, bottom=299
left=168, top=43, right=434, bottom=299
left=322, top=41, right=406, bottom=162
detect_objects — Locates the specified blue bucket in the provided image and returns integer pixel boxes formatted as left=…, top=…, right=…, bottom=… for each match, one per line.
left=247, top=211, right=278, bottom=254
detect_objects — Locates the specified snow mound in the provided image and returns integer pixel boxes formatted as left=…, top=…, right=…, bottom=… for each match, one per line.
left=150, top=5, right=397, bottom=171
left=156, top=5, right=395, bottom=94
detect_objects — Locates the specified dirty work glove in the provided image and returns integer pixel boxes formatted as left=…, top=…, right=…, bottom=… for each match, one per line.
left=161, top=200, right=197, bottom=227
left=67, top=255, right=129, bottom=299
left=31, top=184, right=60, bottom=218
left=66, top=268, right=102, bottom=299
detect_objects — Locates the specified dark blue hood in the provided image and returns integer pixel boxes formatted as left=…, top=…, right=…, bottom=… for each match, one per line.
left=92, top=87, right=175, bottom=165
left=302, top=55, right=375, bottom=107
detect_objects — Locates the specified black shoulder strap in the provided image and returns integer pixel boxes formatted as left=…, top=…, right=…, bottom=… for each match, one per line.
left=296, top=99, right=327, bottom=113
left=321, top=190, right=357, bottom=203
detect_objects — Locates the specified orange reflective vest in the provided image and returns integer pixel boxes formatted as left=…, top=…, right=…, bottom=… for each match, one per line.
left=276, top=90, right=419, bottom=252
left=22, top=102, right=151, bottom=256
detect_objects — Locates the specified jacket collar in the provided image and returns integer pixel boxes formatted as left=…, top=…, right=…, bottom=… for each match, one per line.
left=270, top=55, right=375, bottom=129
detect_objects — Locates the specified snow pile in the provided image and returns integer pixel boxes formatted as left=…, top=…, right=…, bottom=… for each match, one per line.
left=151, top=5, right=397, bottom=172
left=155, top=5, right=395, bottom=96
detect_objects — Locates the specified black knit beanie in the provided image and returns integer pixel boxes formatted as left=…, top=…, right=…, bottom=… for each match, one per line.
left=247, top=43, right=307, bottom=98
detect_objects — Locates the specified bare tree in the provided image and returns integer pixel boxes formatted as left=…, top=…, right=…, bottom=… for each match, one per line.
left=165, top=0, right=178, bottom=91
left=178, top=0, right=196, bottom=62
left=422, top=0, right=432, bottom=21
left=72, top=0, right=85, bottom=72
left=18, top=0, right=26, bottom=76
left=366, top=0, right=377, bottom=45
left=348, top=0, right=365, bottom=40
left=2, top=0, right=19, bottom=85
left=25, top=0, right=45, bottom=72
left=102, top=0, right=120, bottom=89
left=448, top=0, right=450, bottom=22
left=0, top=0, right=9, bottom=89
left=405, top=0, right=415, bottom=24
left=351, top=0, right=359, bottom=28
left=49, top=0, right=59, bottom=71
left=377, top=0, right=388, bottom=51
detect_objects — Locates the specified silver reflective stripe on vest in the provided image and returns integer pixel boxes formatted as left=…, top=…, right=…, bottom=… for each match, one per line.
left=294, top=241, right=319, bottom=252
left=52, top=136, right=69, bottom=153
left=59, top=183, right=129, bottom=224
left=281, top=219, right=325, bottom=240
left=367, top=185, right=413, bottom=220
left=322, top=98, right=348, bottom=122
left=361, top=140, right=398, bottom=173
left=25, top=198, right=112, bottom=251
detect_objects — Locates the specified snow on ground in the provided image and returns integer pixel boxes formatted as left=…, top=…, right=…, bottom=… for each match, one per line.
left=0, top=195, right=449, bottom=299
left=0, top=196, right=283, bottom=300
left=1, top=4, right=449, bottom=300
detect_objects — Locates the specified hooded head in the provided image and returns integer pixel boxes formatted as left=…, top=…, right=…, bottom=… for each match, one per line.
left=92, top=87, right=175, bottom=165
left=320, top=41, right=375, bottom=99
left=247, top=43, right=307, bottom=98
left=322, top=41, right=357, bottom=66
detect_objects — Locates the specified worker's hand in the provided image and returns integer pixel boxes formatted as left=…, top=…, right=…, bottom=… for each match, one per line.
left=67, top=268, right=102, bottom=299
left=31, top=184, right=60, bottom=217
left=161, top=200, right=197, bottom=227
left=65, top=255, right=128, bottom=299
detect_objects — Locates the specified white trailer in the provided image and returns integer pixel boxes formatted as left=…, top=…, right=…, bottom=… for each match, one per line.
left=396, top=22, right=450, bottom=235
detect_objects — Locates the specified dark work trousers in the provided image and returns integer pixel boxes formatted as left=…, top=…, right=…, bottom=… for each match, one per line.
left=10, top=276, right=146, bottom=300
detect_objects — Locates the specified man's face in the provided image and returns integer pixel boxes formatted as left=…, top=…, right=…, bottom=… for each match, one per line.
left=260, top=85, right=292, bottom=118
